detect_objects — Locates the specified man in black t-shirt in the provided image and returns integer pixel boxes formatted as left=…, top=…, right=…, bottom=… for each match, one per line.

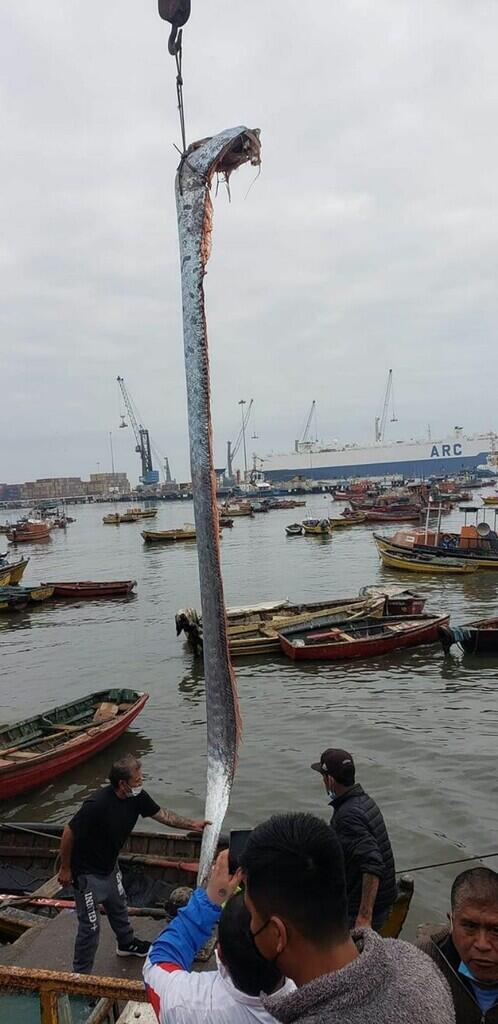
left=58, top=754, right=208, bottom=974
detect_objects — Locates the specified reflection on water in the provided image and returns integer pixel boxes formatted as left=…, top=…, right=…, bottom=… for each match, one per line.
left=0, top=500, right=497, bottom=936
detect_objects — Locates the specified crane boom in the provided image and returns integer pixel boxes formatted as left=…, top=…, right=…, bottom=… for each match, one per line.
left=301, top=400, right=316, bottom=444
left=376, top=369, right=395, bottom=443
left=117, top=376, right=159, bottom=485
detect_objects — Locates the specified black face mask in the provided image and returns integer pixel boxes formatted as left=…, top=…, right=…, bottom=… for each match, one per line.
left=250, top=918, right=284, bottom=972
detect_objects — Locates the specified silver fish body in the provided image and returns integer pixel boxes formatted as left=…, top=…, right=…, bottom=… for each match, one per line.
left=175, top=127, right=261, bottom=885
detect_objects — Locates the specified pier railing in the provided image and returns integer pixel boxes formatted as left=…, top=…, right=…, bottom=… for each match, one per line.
left=0, top=964, right=147, bottom=1023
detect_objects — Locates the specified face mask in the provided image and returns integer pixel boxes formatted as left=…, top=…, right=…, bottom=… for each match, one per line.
left=250, top=918, right=283, bottom=967
left=129, top=785, right=142, bottom=797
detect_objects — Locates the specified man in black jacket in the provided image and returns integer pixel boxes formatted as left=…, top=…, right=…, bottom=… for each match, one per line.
left=311, top=747, right=396, bottom=931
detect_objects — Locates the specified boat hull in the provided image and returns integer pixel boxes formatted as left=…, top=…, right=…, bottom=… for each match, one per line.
left=279, top=615, right=449, bottom=661
left=374, top=532, right=498, bottom=570
left=0, top=689, right=148, bottom=799
left=142, top=530, right=197, bottom=543
left=438, top=617, right=498, bottom=655
left=0, top=824, right=413, bottom=940
left=40, top=581, right=136, bottom=598
left=376, top=545, right=477, bottom=574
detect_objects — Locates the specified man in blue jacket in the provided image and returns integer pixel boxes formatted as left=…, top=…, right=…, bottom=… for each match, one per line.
left=311, top=747, right=396, bottom=930
left=144, top=850, right=294, bottom=1023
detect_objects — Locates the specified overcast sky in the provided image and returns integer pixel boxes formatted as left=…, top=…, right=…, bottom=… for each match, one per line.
left=1, top=1, right=497, bottom=486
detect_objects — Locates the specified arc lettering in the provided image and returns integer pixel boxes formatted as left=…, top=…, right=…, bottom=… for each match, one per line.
left=430, top=444, right=464, bottom=458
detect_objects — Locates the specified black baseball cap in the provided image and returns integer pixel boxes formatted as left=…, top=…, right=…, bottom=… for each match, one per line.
left=311, top=748, right=355, bottom=784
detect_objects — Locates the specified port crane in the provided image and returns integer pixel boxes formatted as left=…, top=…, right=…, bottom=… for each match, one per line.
left=375, top=369, right=398, bottom=443
left=226, top=399, right=253, bottom=479
left=117, top=376, right=160, bottom=486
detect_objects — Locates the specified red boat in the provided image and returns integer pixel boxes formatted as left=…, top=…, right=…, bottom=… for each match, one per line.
left=40, top=580, right=137, bottom=599
left=363, top=507, right=422, bottom=523
left=279, top=613, right=449, bottom=662
left=0, top=689, right=148, bottom=799
left=7, top=520, right=51, bottom=543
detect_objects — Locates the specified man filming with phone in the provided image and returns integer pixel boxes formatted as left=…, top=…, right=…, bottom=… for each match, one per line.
left=144, top=842, right=294, bottom=1023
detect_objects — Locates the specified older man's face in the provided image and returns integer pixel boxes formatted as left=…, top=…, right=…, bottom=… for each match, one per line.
left=451, top=900, right=498, bottom=983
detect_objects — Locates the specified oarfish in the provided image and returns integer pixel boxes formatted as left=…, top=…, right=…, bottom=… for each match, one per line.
left=175, top=127, right=261, bottom=885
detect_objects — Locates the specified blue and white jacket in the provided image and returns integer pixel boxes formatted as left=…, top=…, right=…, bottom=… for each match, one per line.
left=143, top=887, right=295, bottom=1024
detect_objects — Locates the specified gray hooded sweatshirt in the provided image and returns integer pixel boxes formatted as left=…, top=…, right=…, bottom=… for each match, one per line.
left=263, top=928, right=455, bottom=1024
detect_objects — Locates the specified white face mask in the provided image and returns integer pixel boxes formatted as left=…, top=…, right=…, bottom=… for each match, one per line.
left=129, top=785, right=142, bottom=797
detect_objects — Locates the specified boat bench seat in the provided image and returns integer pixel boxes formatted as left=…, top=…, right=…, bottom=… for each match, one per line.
left=387, top=622, right=415, bottom=632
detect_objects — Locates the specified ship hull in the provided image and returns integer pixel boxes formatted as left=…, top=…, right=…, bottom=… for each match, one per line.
left=261, top=439, right=490, bottom=482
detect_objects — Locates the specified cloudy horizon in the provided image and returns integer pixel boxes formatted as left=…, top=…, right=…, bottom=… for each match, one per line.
left=1, top=1, right=497, bottom=487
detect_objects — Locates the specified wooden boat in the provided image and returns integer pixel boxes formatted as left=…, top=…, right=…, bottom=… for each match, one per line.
left=125, top=507, right=158, bottom=520
left=438, top=616, right=498, bottom=655
left=0, top=585, right=54, bottom=604
left=374, top=542, right=478, bottom=575
left=103, top=512, right=121, bottom=525
left=374, top=526, right=498, bottom=570
left=219, top=502, right=254, bottom=517
left=279, top=613, right=450, bottom=662
left=0, top=557, right=29, bottom=586
left=142, top=526, right=197, bottom=543
left=219, top=517, right=234, bottom=528
left=0, top=823, right=413, bottom=941
left=0, top=689, right=149, bottom=799
left=302, top=518, right=331, bottom=536
left=285, top=523, right=303, bottom=536
left=40, top=580, right=136, bottom=599
left=7, top=520, right=50, bottom=543
left=482, top=494, right=498, bottom=506
left=329, top=513, right=366, bottom=529
left=118, top=510, right=138, bottom=523
left=363, top=507, right=423, bottom=523
left=175, top=592, right=408, bottom=658
left=358, top=585, right=426, bottom=616
left=0, top=591, right=29, bottom=613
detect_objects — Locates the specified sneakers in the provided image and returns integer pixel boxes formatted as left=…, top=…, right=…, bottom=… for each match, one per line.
left=116, top=937, right=151, bottom=958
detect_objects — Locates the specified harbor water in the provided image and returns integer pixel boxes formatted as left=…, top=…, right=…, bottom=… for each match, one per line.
left=1, top=499, right=497, bottom=939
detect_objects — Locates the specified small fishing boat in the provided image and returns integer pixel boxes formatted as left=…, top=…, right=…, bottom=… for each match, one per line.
left=438, top=616, right=498, bottom=655
left=285, top=523, right=303, bottom=536
left=125, top=507, right=159, bottom=520
left=219, top=517, right=234, bottom=528
left=219, top=502, right=254, bottom=517
left=118, top=510, right=138, bottom=523
left=373, top=527, right=498, bottom=570
left=0, top=557, right=29, bottom=586
left=175, top=591, right=407, bottom=658
left=103, top=512, right=121, bottom=525
left=329, top=513, right=366, bottom=529
left=482, top=494, right=498, bottom=506
left=40, top=580, right=136, bottom=599
left=358, top=585, right=426, bottom=616
left=7, top=520, right=50, bottom=543
left=0, top=823, right=413, bottom=941
left=279, top=613, right=449, bottom=662
left=0, top=688, right=148, bottom=799
left=0, top=585, right=54, bottom=605
left=142, top=526, right=197, bottom=543
left=302, top=519, right=331, bottom=536
left=375, top=542, right=478, bottom=575
left=0, top=590, right=29, bottom=614
left=363, top=507, right=423, bottom=523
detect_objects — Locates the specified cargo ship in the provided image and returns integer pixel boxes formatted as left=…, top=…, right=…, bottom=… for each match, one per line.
left=259, top=428, right=495, bottom=483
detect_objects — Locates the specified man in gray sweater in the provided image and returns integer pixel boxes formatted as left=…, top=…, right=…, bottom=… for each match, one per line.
left=240, top=812, right=455, bottom=1024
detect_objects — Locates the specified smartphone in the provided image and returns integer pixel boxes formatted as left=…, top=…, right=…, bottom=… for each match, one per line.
left=228, top=828, right=252, bottom=875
